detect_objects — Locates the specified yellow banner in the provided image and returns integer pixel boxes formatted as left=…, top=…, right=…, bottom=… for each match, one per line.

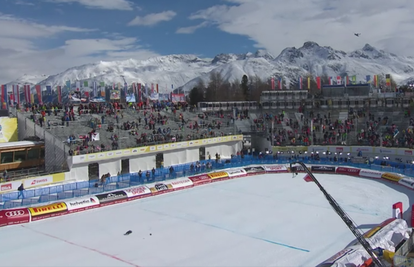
left=0, top=117, right=18, bottom=142
left=208, top=172, right=229, bottom=180
left=381, top=173, right=402, bottom=182
left=52, top=173, right=65, bottom=183
left=29, top=203, right=67, bottom=216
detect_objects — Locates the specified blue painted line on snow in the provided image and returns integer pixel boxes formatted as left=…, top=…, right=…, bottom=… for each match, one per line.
left=202, top=222, right=310, bottom=253
left=141, top=207, right=310, bottom=253
left=251, top=236, right=310, bottom=252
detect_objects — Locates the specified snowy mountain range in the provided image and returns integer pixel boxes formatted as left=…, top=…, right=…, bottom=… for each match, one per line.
left=6, top=41, right=414, bottom=93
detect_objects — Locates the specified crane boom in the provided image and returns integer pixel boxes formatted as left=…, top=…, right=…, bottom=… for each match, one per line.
left=289, top=162, right=385, bottom=267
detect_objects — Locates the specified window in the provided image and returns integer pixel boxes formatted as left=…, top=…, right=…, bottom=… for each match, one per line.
left=27, top=149, right=40, bottom=160
left=14, top=151, right=26, bottom=162
left=1, top=152, right=13, bottom=163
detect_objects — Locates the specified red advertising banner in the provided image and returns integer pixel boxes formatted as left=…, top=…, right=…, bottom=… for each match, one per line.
left=0, top=208, right=30, bottom=227
left=188, top=174, right=211, bottom=185
left=264, top=165, right=288, bottom=173
left=335, top=167, right=361, bottom=176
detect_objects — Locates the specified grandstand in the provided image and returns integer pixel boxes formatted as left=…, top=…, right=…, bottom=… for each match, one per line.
left=1, top=88, right=414, bottom=210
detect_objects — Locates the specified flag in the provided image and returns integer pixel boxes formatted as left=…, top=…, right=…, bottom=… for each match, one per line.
left=13, top=85, right=20, bottom=105
left=278, top=78, right=282, bottom=89
left=271, top=77, right=275, bottom=90
left=386, top=74, right=391, bottom=86
left=10, top=85, right=15, bottom=104
left=124, top=82, right=128, bottom=95
left=303, top=174, right=313, bottom=182
left=373, top=75, right=378, bottom=87
left=46, top=85, right=52, bottom=102
left=57, top=86, right=62, bottom=103
left=91, top=132, right=100, bottom=141
left=329, top=77, right=333, bottom=85
left=307, top=77, right=311, bottom=90
left=316, top=76, right=321, bottom=90
left=24, top=85, right=30, bottom=103
left=366, top=75, right=371, bottom=83
left=298, top=77, right=303, bottom=90
left=93, top=81, right=97, bottom=97
left=83, top=81, right=88, bottom=87
left=100, top=81, right=105, bottom=88
left=76, top=81, right=80, bottom=91
left=336, top=76, right=341, bottom=85
left=151, top=83, right=154, bottom=93
left=117, top=83, right=121, bottom=90
left=132, top=83, right=136, bottom=93
left=346, top=76, right=349, bottom=86
left=351, top=75, right=356, bottom=84
left=66, top=80, right=71, bottom=91
left=156, top=83, right=159, bottom=93
left=35, top=85, right=42, bottom=103
left=1, top=84, right=7, bottom=109
left=138, top=83, right=142, bottom=102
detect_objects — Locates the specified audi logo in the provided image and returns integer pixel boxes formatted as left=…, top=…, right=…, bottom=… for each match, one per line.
left=5, top=210, right=25, bottom=217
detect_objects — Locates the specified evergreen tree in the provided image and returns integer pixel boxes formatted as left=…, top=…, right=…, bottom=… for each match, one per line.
left=241, top=75, right=249, bottom=101
left=188, top=87, right=203, bottom=106
left=320, top=73, right=330, bottom=86
left=206, top=71, right=224, bottom=101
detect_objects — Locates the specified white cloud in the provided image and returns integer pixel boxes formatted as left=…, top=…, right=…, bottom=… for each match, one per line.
left=128, top=10, right=177, bottom=26
left=44, top=0, right=135, bottom=10
left=176, top=22, right=208, bottom=34
left=15, top=0, right=35, bottom=5
left=0, top=14, right=159, bottom=83
left=189, top=0, right=414, bottom=56
left=0, top=14, right=94, bottom=39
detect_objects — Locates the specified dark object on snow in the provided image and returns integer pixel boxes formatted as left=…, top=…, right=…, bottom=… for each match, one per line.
left=150, top=233, right=152, bottom=236
left=124, top=230, right=132, bottom=235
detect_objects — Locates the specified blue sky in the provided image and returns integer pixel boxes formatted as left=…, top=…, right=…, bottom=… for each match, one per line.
left=0, top=0, right=412, bottom=83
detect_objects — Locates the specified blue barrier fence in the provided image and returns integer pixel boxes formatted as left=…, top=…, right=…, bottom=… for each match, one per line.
left=2, top=155, right=414, bottom=210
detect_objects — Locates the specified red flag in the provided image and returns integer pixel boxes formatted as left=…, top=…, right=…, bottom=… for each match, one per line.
left=156, top=84, right=159, bottom=93
left=303, top=174, right=313, bottom=182
left=16, top=85, right=20, bottom=105
left=138, top=83, right=142, bottom=102
left=316, top=76, right=321, bottom=90
left=35, top=85, right=42, bottom=103
left=271, top=77, right=275, bottom=90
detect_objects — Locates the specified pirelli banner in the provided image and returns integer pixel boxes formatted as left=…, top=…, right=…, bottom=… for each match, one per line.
left=207, top=171, right=229, bottom=181
left=381, top=172, right=403, bottom=182
left=29, top=203, right=68, bottom=221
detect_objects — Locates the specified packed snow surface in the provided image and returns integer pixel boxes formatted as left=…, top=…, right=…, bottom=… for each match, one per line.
left=0, top=173, right=409, bottom=267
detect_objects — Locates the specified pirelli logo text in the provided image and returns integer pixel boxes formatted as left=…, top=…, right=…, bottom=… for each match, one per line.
left=29, top=203, right=67, bottom=217
left=207, top=172, right=228, bottom=180
left=381, top=173, right=402, bottom=182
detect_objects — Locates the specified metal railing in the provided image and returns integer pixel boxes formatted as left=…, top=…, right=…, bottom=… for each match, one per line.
left=1, top=154, right=414, bottom=210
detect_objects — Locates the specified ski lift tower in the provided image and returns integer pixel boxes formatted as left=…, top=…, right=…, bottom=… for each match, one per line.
left=289, top=162, right=385, bottom=267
